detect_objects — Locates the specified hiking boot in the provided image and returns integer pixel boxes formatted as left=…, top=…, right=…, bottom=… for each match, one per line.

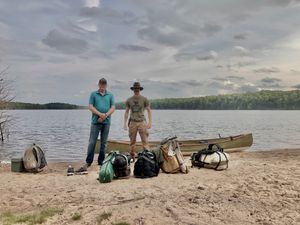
left=67, top=165, right=74, bottom=176
left=75, top=164, right=88, bottom=175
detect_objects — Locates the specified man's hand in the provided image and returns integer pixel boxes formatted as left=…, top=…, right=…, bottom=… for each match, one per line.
left=98, top=117, right=103, bottom=123
left=123, top=123, right=128, bottom=131
left=99, top=113, right=106, bottom=120
left=147, top=122, right=152, bottom=129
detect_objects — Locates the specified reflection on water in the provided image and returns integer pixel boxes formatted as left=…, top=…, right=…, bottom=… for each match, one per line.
left=0, top=110, right=299, bottom=161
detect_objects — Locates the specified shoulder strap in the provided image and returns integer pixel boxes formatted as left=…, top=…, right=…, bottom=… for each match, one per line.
left=32, top=146, right=41, bottom=170
left=35, top=146, right=47, bottom=169
left=214, top=152, right=229, bottom=170
left=103, top=151, right=116, bottom=164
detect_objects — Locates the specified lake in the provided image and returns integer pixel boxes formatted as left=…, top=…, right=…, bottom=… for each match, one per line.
left=0, top=110, right=299, bottom=162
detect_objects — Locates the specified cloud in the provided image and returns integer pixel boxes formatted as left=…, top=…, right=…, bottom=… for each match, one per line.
left=107, top=78, right=204, bottom=100
left=212, top=77, right=227, bottom=82
left=197, top=50, right=218, bottom=61
left=238, top=83, right=259, bottom=93
left=235, top=60, right=256, bottom=67
left=137, top=26, right=190, bottom=47
left=73, top=18, right=98, bottom=32
left=212, top=76, right=245, bottom=83
left=233, top=32, right=251, bottom=40
left=226, top=75, right=245, bottom=80
left=259, top=77, right=282, bottom=88
left=253, top=67, right=280, bottom=73
left=118, top=44, right=152, bottom=52
left=232, top=46, right=249, bottom=56
left=290, top=69, right=300, bottom=73
left=207, top=79, right=259, bottom=94
left=2, top=0, right=300, bottom=103
left=0, top=38, right=42, bottom=61
left=79, top=7, right=137, bottom=25
left=201, top=22, right=222, bottom=36
left=292, top=84, right=300, bottom=89
left=84, top=0, right=100, bottom=8
left=135, top=6, right=222, bottom=47
left=174, top=50, right=218, bottom=61
left=260, top=77, right=281, bottom=83
left=42, top=29, right=88, bottom=54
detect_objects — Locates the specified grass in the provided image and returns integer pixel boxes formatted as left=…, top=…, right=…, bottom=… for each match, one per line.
left=96, top=212, right=112, bottom=224
left=71, top=212, right=82, bottom=221
left=0, top=207, right=63, bottom=225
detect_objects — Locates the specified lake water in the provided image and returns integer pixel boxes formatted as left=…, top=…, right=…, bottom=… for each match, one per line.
left=0, top=110, right=299, bottom=162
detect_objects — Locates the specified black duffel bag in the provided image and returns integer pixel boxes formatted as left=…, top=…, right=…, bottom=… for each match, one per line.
left=134, top=150, right=160, bottom=178
left=112, top=153, right=131, bottom=178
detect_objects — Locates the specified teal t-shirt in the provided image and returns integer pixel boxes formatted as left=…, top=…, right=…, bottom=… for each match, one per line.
left=89, top=90, right=115, bottom=124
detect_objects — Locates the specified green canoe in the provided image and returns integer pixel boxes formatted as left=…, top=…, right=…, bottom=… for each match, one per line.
left=95, top=133, right=253, bottom=156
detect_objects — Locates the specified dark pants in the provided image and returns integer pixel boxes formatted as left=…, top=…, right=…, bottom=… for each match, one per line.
left=86, top=123, right=110, bottom=165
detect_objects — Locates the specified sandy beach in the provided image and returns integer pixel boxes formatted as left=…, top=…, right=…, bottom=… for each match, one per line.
left=0, top=149, right=299, bottom=225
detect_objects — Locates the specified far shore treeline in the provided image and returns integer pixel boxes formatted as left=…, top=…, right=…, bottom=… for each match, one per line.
left=6, top=102, right=85, bottom=110
left=5, top=90, right=300, bottom=110
left=117, top=90, right=300, bottom=110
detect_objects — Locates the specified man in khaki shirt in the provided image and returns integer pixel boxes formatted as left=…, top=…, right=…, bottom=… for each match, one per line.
left=124, top=82, right=152, bottom=160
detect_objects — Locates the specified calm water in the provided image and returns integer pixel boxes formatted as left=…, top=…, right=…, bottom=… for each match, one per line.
left=0, top=110, right=299, bottom=162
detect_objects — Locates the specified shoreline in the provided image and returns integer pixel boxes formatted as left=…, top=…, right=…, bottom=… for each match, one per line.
left=0, top=148, right=299, bottom=225
left=1, top=148, right=300, bottom=166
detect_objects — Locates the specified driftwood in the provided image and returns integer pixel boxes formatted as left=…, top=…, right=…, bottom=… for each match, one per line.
left=105, top=196, right=146, bottom=206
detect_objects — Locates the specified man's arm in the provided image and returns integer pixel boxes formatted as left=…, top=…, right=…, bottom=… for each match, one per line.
left=106, top=105, right=116, bottom=117
left=88, top=93, right=105, bottom=118
left=88, top=104, right=105, bottom=117
left=146, top=106, right=152, bottom=129
left=124, top=107, right=130, bottom=130
left=99, top=94, right=116, bottom=121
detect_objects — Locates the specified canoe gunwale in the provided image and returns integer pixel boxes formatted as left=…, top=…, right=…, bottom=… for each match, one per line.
left=106, top=133, right=252, bottom=146
left=95, top=133, right=253, bottom=154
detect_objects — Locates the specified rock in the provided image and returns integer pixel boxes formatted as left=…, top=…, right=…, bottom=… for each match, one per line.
left=197, top=185, right=205, bottom=190
left=232, top=193, right=238, bottom=198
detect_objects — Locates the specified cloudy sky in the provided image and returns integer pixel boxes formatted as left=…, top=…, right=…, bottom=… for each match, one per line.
left=1, top=0, right=300, bottom=104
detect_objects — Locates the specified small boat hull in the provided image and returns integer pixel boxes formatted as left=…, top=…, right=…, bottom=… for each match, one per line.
left=95, top=133, right=253, bottom=156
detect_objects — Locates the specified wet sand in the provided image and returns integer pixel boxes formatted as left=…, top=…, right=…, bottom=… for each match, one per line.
left=0, top=149, right=299, bottom=225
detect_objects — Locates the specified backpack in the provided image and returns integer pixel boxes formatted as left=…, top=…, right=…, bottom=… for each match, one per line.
left=134, top=150, right=160, bottom=178
left=23, top=144, right=47, bottom=173
left=191, top=144, right=229, bottom=170
left=112, top=153, right=131, bottom=178
left=99, top=152, right=116, bottom=183
left=160, top=136, right=189, bottom=174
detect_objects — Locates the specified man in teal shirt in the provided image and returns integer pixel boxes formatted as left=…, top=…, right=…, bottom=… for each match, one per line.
left=76, top=78, right=115, bottom=174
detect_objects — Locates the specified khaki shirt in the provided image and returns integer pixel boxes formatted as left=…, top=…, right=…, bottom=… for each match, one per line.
left=126, top=95, right=150, bottom=122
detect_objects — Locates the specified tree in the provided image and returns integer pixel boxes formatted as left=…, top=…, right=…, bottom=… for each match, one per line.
left=0, top=66, right=13, bottom=141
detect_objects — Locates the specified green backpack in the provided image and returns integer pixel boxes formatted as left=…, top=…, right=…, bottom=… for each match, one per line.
left=99, top=152, right=116, bottom=183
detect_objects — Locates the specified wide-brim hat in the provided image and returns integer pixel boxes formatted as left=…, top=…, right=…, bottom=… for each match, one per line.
left=130, top=82, right=143, bottom=91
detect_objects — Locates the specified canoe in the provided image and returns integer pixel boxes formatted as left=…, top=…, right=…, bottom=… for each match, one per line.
left=95, top=133, right=253, bottom=156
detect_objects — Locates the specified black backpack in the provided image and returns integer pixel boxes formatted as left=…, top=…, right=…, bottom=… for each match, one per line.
left=134, top=150, right=160, bottom=178
left=112, top=153, right=131, bottom=178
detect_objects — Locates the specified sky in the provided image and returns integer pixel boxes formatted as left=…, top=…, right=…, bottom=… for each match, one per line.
left=1, top=0, right=300, bottom=104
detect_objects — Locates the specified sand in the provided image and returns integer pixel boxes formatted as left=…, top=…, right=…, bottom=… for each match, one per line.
left=0, top=149, right=299, bottom=225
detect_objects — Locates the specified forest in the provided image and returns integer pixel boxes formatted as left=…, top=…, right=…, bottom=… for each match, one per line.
left=116, top=90, right=300, bottom=110
left=6, top=102, right=84, bottom=110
